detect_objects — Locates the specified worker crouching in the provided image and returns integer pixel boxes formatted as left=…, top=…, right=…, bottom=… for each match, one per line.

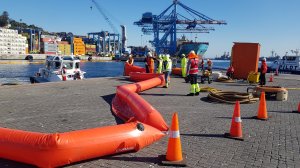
left=186, top=50, right=200, bottom=96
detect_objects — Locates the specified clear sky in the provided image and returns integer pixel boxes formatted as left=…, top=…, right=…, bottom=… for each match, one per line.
left=1, top=0, right=300, bottom=58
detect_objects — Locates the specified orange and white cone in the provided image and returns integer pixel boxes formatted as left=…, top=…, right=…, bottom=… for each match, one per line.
left=254, top=92, right=268, bottom=120
left=161, top=112, right=186, bottom=166
left=269, top=74, right=273, bottom=82
left=224, top=101, right=244, bottom=141
left=297, top=102, right=300, bottom=113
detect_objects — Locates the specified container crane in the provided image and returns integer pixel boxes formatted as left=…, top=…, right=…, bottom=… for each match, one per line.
left=90, top=0, right=127, bottom=55
left=134, top=0, right=227, bottom=55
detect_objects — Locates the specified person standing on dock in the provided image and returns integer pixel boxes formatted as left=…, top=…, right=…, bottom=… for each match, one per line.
left=186, top=50, right=200, bottom=96
left=181, top=54, right=187, bottom=78
left=156, top=54, right=163, bottom=74
left=259, top=58, right=268, bottom=86
left=144, top=52, right=155, bottom=73
left=206, top=59, right=213, bottom=73
left=163, top=54, right=172, bottom=88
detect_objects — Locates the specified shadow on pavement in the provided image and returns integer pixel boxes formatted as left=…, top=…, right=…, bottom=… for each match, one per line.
left=269, top=110, right=296, bottom=114
left=139, top=93, right=186, bottom=96
left=101, top=94, right=124, bottom=125
left=181, top=133, right=225, bottom=138
left=0, top=159, right=34, bottom=168
left=102, top=156, right=159, bottom=164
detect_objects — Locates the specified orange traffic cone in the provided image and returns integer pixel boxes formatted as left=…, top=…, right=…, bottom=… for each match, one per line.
left=224, top=101, right=244, bottom=141
left=254, top=92, right=268, bottom=120
left=275, top=68, right=279, bottom=76
left=161, top=112, right=186, bottom=166
left=297, top=102, right=300, bottom=113
left=269, top=74, right=273, bottom=82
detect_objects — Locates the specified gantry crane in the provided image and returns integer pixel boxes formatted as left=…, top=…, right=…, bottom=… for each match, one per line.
left=134, top=0, right=227, bottom=55
left=91, top=0, right=127, bottom=55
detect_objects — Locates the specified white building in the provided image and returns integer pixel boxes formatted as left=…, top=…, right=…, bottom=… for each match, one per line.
left=0, top=28, right=27, bottom=55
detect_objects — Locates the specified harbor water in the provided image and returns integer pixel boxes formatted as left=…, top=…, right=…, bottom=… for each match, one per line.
left=0, top=60, right=230, bottom=85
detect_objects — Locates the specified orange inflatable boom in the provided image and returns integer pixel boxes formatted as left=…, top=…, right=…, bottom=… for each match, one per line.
left=129, top=72, right=163, bottom=82
left=112, top=74, right=169, bottom=131
left=0, top=122, right=164, bottom=168
left=124, top=62, right=146, bottom=76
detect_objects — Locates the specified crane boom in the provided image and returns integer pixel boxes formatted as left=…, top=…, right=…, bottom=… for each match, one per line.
left=91, top=0, right=119, bottom=34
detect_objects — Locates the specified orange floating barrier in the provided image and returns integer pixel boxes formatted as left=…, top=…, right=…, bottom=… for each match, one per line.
left=124, top=62, right=146, bottom=76
left=254, top=92, right=269, bottom=120
left=112, top=74, right=168, bottom=131
left=172, top=67, right=182, bottom=76
left=224, top=101, right=244, bottom=141
left=161, top=112, right=186, bottom=166
left=0, top=122, right=164, bottom=167
left=129, top=72, right=163, bottom=82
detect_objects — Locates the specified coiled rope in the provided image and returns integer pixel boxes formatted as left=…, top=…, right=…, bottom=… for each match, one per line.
left=207, top=90, right=259, bottom=104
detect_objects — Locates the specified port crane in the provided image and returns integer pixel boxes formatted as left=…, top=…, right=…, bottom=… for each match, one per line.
left=134, top=0, right=227, bottom=55
left=90, top=0, right=127, bottom=55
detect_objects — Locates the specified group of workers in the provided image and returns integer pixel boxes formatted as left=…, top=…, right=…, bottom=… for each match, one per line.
left=126, top=50, right=268, bottom=96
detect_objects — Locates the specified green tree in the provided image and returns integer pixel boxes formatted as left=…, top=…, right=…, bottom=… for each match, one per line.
left=0, top=11, right=9, bottom=27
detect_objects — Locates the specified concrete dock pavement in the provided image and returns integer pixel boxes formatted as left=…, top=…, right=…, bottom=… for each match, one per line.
left=0, top=74, right=299, bottom=168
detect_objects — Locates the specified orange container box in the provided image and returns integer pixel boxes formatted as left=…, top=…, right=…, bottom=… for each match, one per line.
left=231, top=42, right=260, bottom=79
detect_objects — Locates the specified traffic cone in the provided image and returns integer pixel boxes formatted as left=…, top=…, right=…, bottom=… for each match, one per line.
left=296, top=102, right=300, bottom=113
left=275, top=68, right=279, bottom=76
left=224, top=101, right=244, bottom=141
left=269, top=74, right=273, bottom=82
left=254, top=92, right=268, bottom=120
left=161, top=112, right=186, bottom=166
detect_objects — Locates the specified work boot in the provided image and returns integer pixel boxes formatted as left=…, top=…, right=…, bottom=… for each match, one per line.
left=186, top=93, right=195, bottom=96
left=195, top=92, right=200, bottom=96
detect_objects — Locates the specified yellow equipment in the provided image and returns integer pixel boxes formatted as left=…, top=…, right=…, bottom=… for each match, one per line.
left=247, top=71, right=260, bottom=83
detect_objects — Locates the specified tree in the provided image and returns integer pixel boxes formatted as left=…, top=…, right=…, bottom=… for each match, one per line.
left=0, top=11, right=9, bottom=27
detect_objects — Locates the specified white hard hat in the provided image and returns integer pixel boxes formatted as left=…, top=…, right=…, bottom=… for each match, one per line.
left=262, top=58, right=266, bottom=61
left=189, top=50, right=195, bottom=55
left=147, top=52, right=152, bottom=57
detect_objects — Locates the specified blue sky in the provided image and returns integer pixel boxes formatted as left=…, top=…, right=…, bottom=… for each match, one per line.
left=1, top=0, right=300, bottom=58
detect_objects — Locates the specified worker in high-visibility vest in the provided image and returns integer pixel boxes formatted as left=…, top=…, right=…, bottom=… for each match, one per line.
left=186, top=50, right=200, bottom=96
left=181, top=54, right=187, bottom=78
left=156, top=54, right=163, bottom=74
left=163, top=54, right=172, bottom=88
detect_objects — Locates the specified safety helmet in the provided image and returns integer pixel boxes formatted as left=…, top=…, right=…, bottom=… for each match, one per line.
left=164, top=54, right=170, bottom=60
left=158, top=54, right=163, bottom=59
left=147, top=52, right=152, bottom=57
left=189, top=50, right=195, bottom=55
left=262, top=58, right=266, bottom=62
left=63, top=64, right=67, bottom=68
left=181, top=54, right=185, bottom=57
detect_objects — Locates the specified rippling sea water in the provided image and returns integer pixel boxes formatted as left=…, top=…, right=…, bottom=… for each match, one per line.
left=0, top=60, right=230, bottom=85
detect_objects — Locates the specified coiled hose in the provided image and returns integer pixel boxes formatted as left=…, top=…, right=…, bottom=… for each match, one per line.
left=207, top=90, right=259, bottom=104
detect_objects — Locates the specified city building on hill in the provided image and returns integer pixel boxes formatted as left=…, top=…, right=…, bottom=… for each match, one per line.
left=0, top=28, right=27, bottom=55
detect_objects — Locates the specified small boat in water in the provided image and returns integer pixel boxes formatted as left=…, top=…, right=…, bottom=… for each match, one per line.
left=269, top=55, right=300, bottom=74
left=30, top=55, right=86, bottom=83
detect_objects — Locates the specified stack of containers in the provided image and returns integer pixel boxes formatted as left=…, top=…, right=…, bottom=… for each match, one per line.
left=85, top=44, right=96, bottom=55
left=73, top=37, right=85, bottom=56
left=0, top=28, right=27, bottom=55
left=41, top=35, right=57, bottom=54
left=58, top=41, right=71, bottom=55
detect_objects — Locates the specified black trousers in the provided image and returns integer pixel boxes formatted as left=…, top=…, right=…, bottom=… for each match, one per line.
left=259, top=73, right=266, bottom=85
left=189, top=74, right=198, bottom=84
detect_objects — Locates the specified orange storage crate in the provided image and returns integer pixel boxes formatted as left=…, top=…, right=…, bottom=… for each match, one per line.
left=231, top=42, right=260, bottom=79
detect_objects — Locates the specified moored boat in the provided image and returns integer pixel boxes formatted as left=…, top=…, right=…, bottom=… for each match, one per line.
left=30, top=55, right=86, bottom=83
left=269, top=55, right=300, bottom=74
